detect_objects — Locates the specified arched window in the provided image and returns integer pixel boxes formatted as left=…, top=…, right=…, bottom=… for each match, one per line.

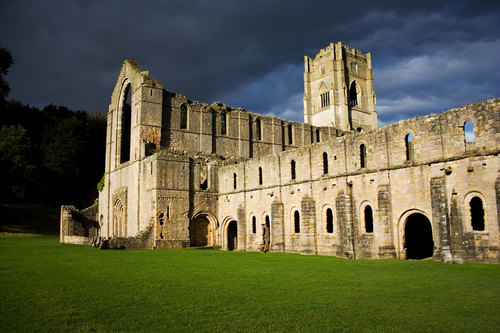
left=256, top=118, right=262, bottom=140
left=349, top=81, right=358, bottom=106
left=120, top=84, right=131, bottom=163
left=316, top=128, right=321, bottom=143
left=180, top=104, right=188, bottom=129
left=221, top=112, right=227, bottom=135
left=233, top=173, right=237, bottom=190
left=405, top=134, right=414, bottom=161
left=291, top=160, right=296, bottom=180
left=252, top=216, right=256, bottom=234
left=320, top=91, right=330, bottom=108
left=360, top=144, right=367, bottom=168
left=464, top=121, right=475, bottom=143
left=326, top=208, right=333, bottom=233
left=294, top=210, right=300, bottom=233
left=288, top=124, right=293, bottom=145
left=364, top=205, right=373, bottom=233
left=258, top=167, right=263, bottom=185
left=470, top=197, right=484, bottom=231
left=323, top=152, right=328, bottom=174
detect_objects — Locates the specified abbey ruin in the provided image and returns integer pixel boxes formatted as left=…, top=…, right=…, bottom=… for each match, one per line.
left=61, top=42, right=500, bottom=264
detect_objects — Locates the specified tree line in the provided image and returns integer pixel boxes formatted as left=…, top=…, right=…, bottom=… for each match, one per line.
left=0, top=46, right=106, bottom=208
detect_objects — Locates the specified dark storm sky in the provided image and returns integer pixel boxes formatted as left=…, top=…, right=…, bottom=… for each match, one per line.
left=1, top=0, right=499, bottom=125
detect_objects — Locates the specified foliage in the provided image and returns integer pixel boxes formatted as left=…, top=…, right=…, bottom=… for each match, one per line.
left=1, top=237, right=499, bottom=332
left=0, top=46, right=13, bottom=102
left=97, top=174, right=105, bottom=192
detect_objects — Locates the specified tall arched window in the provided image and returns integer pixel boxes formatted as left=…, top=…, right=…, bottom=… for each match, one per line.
left=291, top=160, right=296, bottom=180
left=294, top=210, right=300, bottom=233
left=180, top=104, right=188, bottom=129
left=120, top=84, right=131, bottom=164
left=360, top=144, right=367, bottom=168
left=323, top=152, right=328, bottom=174
left=464, top=121, right=475, bottom=143
left=405, top=134, right=414, bottom=161
left=364, top=205, right=373, bottom=233
left=349, top=81, right=358, bottom=106
left=470, top=197, right=484, bottom=231
left=252, top=216, right=256, bottom=234
left=233, top=173, right=237, bottom=190
left=221, top=112, right=227, bottom=135
left=258, top=167, right=263, bottom=185
left=326, top=208, right=333, bottom=233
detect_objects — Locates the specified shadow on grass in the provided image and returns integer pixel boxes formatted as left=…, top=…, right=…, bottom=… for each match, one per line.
left=0, top=204, right=60, bottom=235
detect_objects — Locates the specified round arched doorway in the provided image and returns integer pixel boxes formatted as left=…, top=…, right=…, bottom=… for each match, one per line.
left=190, top=215, right=212, bottom=247
left=227, top=220, right=238, bottom=251
left=404, top=213, right=434, bottom=259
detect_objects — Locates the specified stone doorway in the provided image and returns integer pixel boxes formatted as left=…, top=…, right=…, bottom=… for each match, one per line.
left=190, top=215, right=211, bottom=247
left=262, top=216, right=270, bottom=252
left=227, top=220, right=238, bottom=251
left=404, top=213, right=434, bottom=259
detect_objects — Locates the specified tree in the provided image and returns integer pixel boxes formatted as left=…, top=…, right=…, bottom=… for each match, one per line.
left=0, top=46, right=14, bottom=103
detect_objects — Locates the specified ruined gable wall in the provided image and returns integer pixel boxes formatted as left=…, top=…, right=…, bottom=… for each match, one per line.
left=218, top=99, right=500, bottom=263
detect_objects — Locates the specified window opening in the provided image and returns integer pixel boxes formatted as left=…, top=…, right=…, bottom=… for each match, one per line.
left=470, top=197, right=485, bottom=231
left=323, top=152, right=328, bottom=174
left=320, top=91, right=330, bottom=108
left=200, top=179, right=208, bottom=190
left=349, top=81, right=358, bottom=106
left=159, top=213, right=164, bottom=226
left=316, top=129, right=321, bottom=142
left=291, top=160, right=296, bottom=180
left=233, top=173, right=237, bottom=190
left=256, top=118, right=262, bottom=140
left=360, top=144, right=366, bottom=168
left=166, top=205, right=170, bottom=218
left=221, top=112, right=227, bottom=135
left=326, top=208, right=333, bottom=233
left=252, top=216, right=256, bottom=234
left=180, top=104, right=187, bottom=129
left=320, top=66, right=325, bottom=75
left=464, top=121, right=475, bottom=143
left=364, top=205, right=373, bottom=233
left=288, top=124, right=293, bottom=145
left=294, top=210, right=300, bottom=233
left=258, top=167, right=263, bottom=185
left=120, top=84, right=131, bottom=163
left=405, top=134, right=414, bottom=161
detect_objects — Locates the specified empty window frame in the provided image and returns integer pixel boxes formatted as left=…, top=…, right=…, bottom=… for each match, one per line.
left=294, top=210, right=300, bottom=233
left=464, top=121, right=475, bottom=143
left=256, top=118, right=262, bottom=141
left=180, top=104, right=188, bottom=129
left=291, top=160, right=296, bottom=180
left=221, top=112, right=227, bottom=135
left=326, top=208, right=333, bottom=233
left=364, top=205, right=373, bottom=233
left=288, top=124, right=293, bottom=145
left=252, top=216, right=257, bottom=234
left=258, top=167, right=263, bottom=185
left=470, top=196, right=485, bottom=231
left=405, top=133, right=414, bottom=161
left=320, top=91, right=330, bottom=108
left=360, top=144, right=367, bottom=168
left=120, top=83, right=131, bottom=164
left=316, top=128, right=321, bottom=143
left=349, top=81, right=358, bottom=106
left=322, top=152, right=328, bottom=174
left=233, top=173, right=237, bottom=190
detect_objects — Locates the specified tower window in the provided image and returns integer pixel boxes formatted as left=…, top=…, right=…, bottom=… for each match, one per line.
left=252, top=216, right=256, bottom=234
left=351, top=62, right=358, bottom=74
left=364, top=205, right=373, bottom=233
left=288, top=124, right=293, bottom=145
left=316, top=129, right=321, bottom=143
left=258, top=167, right=263, bottom=185
left=291, top=160, right=296, bottom=180
left=360, top=144, right=367, bottom=168
left=349, top=81, right=358, bottom=106
left=320, top=91, right=330, bottom=108
left=470, top=197, right=484, bottom=231
left=221, top=112, right=227, bottom=135
left=464, top=121, right=475, bottom=143
left=323, top=152, right=328, bottom=174
left=294, top=210, right=300, bottom=233
left=119, top=83, right=131, bottom=164
left=180, top=104, right=188, bottom=129
left=233, top=173, right=237, bottom=190
left=320, top=66, right=325, bottom=75
left=405, top=134, right=414, bottom=161
left=326, top=208, right=333, bottom=233
left=256, top=118, right=262, bottom=141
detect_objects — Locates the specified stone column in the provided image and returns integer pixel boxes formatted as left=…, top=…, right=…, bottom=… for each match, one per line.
left=430, top=176, right=453, bottom=263
left=270, top=198, right=285, bottom=252
left=377, top=184, right=396, bottom=258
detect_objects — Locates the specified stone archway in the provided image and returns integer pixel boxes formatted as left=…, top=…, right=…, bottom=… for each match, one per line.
left=190, top=215, right=211, bottom=247
left=227, top=220, right=238, bottom=251
left=404, top=213, right=434, bottom=259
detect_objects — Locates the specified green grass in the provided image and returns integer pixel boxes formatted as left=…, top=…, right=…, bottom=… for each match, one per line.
left=0, top=237, right=499, bottom=332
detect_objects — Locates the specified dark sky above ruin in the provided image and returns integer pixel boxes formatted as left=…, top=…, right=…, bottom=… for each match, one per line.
left=1, top=0, right=499, bottom=125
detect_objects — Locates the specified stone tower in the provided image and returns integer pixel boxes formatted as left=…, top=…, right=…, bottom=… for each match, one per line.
left=303, top=42, right=377, bottom=131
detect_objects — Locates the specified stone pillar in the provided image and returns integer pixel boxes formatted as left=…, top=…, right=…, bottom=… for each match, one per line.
left=449, top=193, right=465, bottom=263
left=301, top=195, right=317, bottom=254
left=237, top=204, right=246, bottom=251
left=495, top=176, right=500, bottom=264
left=430, top=176, right=453, bottom=263
left=335, top=190, right=355, bottom=258
left=377, top=184, right=396, bottom=258
left=270, top=198, right=285, bottom=252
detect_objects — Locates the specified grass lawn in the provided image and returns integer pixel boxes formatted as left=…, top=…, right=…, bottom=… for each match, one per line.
left=0, top=236, right=499, bottom=332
